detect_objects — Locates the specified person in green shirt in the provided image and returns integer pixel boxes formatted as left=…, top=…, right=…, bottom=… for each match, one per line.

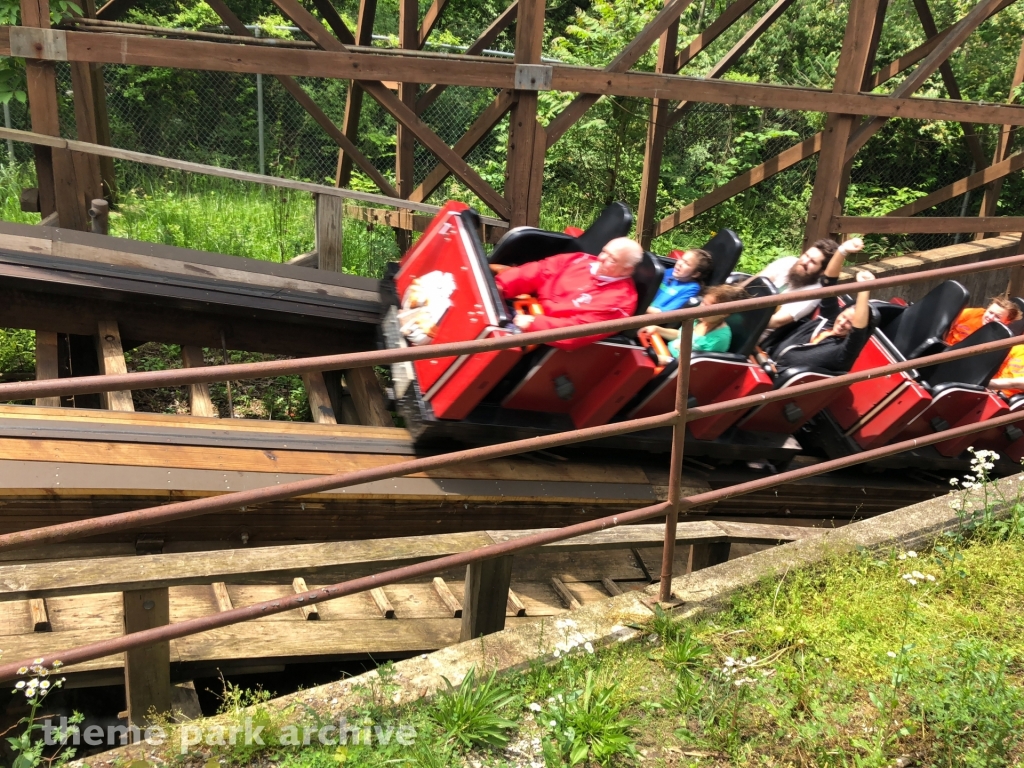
left=642, top=284, right=750, bottom=364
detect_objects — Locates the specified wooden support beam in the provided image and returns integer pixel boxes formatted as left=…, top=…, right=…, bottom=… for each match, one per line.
left=550, top=576, right=582, bottom=611
left=636, top=3, right=680, bottom=248
left=675, top=0, right=761, bottom=71
left=369, top=586, right=395, bottom=618
left=179, top=345, right=217, bottom=418
left=668, top=0, right=797, bottom=126
left=544, top=0, right=696, bottom=149
left=409, top=89, right=516, bottom=204
left=833, top=216, right=1024, bottom=234
left=506, top=588, right=526, bottom=617
left=95, top=319, right=134, bottom=412
left=656, top=134, right=822, bottom=235
left=415, top=1, right=517, bottom=115
left=911, top=0, right=988, bottom=170
left=28, top=597, right=50, bottom=631
left=308, top=0, right=356, bottom=44
left=34, top=330, right=60, bottom=408
left=94, top=0, right=135, bottom=19
left=211, top=581, right=233, bottom=612
left=123, top=587, right=171, bottom=727
left=204, top=0, right=397, bottom=199
left=844, top=0, right=1011, bottom=165
left=506, top=0, right=546, bottom=227
left=1004, top=235, right=1024, bottom=298
left=601, top=577, right=624, bottom=597
left=460, top=555, right=513, bottom=641
left=7, top=28, right=1024, bottom=128
left=689, top=542, right=730, bottom=571
left=418, top=0, right=448, bottom=48
left=291, top=577, right=321, bottom=620
left=978, top=37, right=1024, bottom=236
left=396, top=0, right=418, bottom=251
left=431, top=576, right=462, bottom=617
left=301, top=371, right=339, bottom=424
left=267, top=0, right=510, bottom=219
left=315, top=193, right=343, bottom=272
left=68, top=59, right=103, bottom=206
left=886, top=150, right=1024, bottom=218
left=335, top=0, right=377, bottom=188
left=344, top=367, right=392, bottom=427
left=804, top=0, right=886, bottom=245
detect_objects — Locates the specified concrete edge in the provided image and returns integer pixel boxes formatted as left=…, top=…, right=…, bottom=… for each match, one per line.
left=73, top=474, right=1019, bottom=766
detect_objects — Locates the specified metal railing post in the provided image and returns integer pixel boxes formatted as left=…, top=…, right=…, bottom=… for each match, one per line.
left=660, top=320, right=694, bottom=602
left=255, top=27, right=266, bottom=176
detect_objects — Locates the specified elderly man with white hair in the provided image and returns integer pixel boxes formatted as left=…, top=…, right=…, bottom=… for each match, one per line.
left=493, top=237, right=643, bottom=351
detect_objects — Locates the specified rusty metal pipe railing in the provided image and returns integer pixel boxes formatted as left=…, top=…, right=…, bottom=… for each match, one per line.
left=3, top=331, right=1020, bottom=554
left=0, top=248, right=1022, bottom=402
left=1, top=405, right=1020, bottom=683
left=661, top=321, right=693, bottom=602
left=0, top=410, right=678, bottom=552
left=683, top=333, right=1024, bottom=422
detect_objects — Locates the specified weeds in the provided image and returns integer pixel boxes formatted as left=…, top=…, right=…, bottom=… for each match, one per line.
left=426, top=666, right=517, bottom=750
left=540, top=669, right=638, bottom=767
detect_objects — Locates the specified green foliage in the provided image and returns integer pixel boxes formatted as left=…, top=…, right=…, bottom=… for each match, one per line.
left=427, top=666, right=518, bottom=750
left=541, top=669, right=639, bottom=767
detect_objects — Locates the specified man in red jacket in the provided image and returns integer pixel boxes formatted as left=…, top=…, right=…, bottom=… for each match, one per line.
left=494, top=237, right=642, bottom=351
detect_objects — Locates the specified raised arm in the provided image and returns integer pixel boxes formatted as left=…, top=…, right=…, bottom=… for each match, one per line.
left=825, top=237, right=864, bottom=280
left=852, top=269, right=875, bottom=329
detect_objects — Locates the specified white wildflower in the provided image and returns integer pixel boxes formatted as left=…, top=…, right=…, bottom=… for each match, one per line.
left=584, top=642, right=594, bottom=654
left=744, top=656, right=756, bottom=664
left=887, top=651, right=898, bottom=658
left=898, top=553, right=907, bottom=561
left=14, top=681, right=25, bottom=689
left=549, top=720, right=557, bottom=728
left=32, top=658, right=43, bottom=665
left=529, top=703, right=542, bottom=712
left=925, top=574, right=936, bottom=582
left=724, top=657, right=736, bottom=667
left=16, top=666, right=27, bottom=675
left=911, top=571, right=924, bottom=579
left=906, top=551, right=917, bottom=559
left=949, top=478, right=959, bottom=486
left=553, top=649, right=560, bottom=658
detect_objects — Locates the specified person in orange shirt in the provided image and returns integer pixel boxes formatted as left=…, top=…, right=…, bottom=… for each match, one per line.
left=944, top=297, right=1021, bottom=346
left=989, top=344, right=1024, bottom=397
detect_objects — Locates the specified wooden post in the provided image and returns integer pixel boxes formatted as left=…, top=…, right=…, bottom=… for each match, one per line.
left=95, top=319, right=134, bottom=411
left=689, top=542, right=731, bottom=571
left=123, top=587, right=172, bottom=727
left=395, top=0, right=418, bottom=252
left=1005, top=235, right=1024, bottom=299
left=505, top=0, right=546, bottom=227
left=334, top=0, right=377, bottom=187
left=301, top=371, right=339, bottom=423
left=344, top=367, right=393, bottom=427
left=34, top=330, right=60, bottom=408
left=803, top=0, right=886, bottom=247
left=636, top=2, right=679, bottom=249
left=978, top=38, right=1024, bottom=238
left=28, top=598, right=51, bottom=632
left=180, top=345, right=217, bottom=417
left=291, top=577, right=321, bottom=620
left=315, top=194, right=343, bottom=273
left=460, top=555, right=514, bottom=641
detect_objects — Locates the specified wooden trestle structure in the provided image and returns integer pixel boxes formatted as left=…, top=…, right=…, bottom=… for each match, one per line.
left=0, top=0, right=1022, bottom=729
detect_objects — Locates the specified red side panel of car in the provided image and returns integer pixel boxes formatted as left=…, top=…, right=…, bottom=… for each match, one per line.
left=827, top=338, right=907, bottom=432
left=896, top=389, right=1009, bottom=458
left=846, top=380, right=932, bottom=450
left=426, top=329, right=523, bottom=420
left=503, top=343, right=657, bottom=428
left=737, top=371, right=840, bottom=434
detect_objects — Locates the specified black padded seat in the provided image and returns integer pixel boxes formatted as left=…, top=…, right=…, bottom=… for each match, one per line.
left=703, top=229, right=744, bottom=286
left=1012, top=296, right=1024, bottom=316
left=923, top=320, right=1012, bottom=387
left=726, top=276, right=776, bottom=357
left=489, top=202, right=633, bottom=266
left=489, top=228, right=579, bottom=266
left=886, top=280, right=969, bottom=359
left=871, top=300, right=906, bottom=335
left=634, top=251, right=665, bottom=315
left=576, top=202, right=633, bottom=256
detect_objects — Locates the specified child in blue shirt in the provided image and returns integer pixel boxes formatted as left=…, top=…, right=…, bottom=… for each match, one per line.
left=647, top=248, right=713, bottom=314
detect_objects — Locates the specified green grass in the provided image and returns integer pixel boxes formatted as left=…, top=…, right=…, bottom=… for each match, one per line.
left=152, top=480, right=1024, bottom=768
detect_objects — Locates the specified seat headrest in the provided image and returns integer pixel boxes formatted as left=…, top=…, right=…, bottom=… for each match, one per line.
left=924, top=320, right=1013, bottom=387
left=701, top=229, right=744, bottom=286
left=1012, top=296, right=1024, bottom=316
left=725, top=276, right=777, bottom=357
left=489, top=227, right=580, bottom=266
left=889, top=280, right=969, bottom=358
left=576, top=202, right=633, bottom=256
left=633, top=252, right=665, bottom=315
